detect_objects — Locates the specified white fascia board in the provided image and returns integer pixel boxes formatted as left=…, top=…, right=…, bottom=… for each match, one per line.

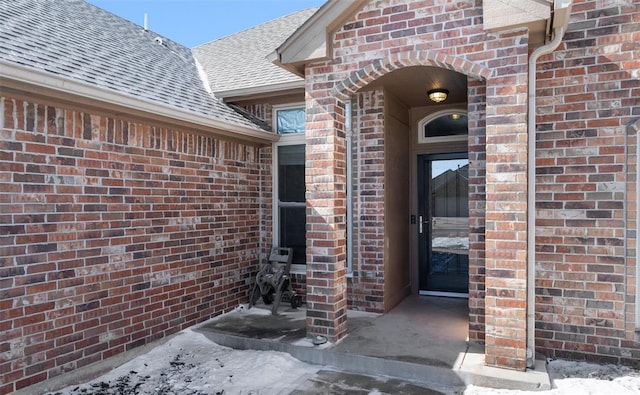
left=275, top=0, right=367, bottom=66
left=0, top=60, right=279, bottom=143
left=276, top=5, right=330, bottom=65
left=483, top=0, right=551, bottom=32
left=215, top=80, right=305, bottom=100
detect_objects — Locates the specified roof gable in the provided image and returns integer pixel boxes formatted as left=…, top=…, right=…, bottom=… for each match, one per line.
left=192, top=8, right=317, bottom=97
left=272, top=0, right=367, bottom=76
left=273, top=0, right=572, bottom=73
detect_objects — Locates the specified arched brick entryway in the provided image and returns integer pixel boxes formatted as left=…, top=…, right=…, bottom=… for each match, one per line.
left=303, top=2, right=533, bottom=370
left=305, top=49, right=492, bottom=344
left=328, top=50, right=490, bottom=343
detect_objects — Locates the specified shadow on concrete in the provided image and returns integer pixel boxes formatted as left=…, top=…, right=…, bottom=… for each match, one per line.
left=196, top=295, right=550, bottom=392
left=333, top=295, right=469, bottom=368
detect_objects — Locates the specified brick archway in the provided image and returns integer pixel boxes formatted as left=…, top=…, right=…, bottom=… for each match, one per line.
left=321, top=49, right=490, bottom=344
left=302, top=5, right=534, bottom=370
left=331, top=50, right=491, bottom=100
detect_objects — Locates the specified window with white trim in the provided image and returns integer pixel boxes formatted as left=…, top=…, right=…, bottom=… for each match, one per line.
left=418, top=109, right=468, bottom=144
left=273, top=105, right=306, bottom=270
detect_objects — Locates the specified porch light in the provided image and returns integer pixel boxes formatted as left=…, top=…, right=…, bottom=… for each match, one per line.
left=450, top=113, right=461, bottom=120
left=427, top=89, right=448, bottom=103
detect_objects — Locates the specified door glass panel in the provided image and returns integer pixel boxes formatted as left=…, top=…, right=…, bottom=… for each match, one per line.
left=420, top=157, right=469, bottom=294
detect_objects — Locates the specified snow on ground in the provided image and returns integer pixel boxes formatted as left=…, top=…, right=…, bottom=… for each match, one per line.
left=47, top=320, right=640, bottom=395
left=48, top=327, right=321, bottom=395
left=465, top=359, right=640, bottom=395
left=432, top=237, right=469, bottom=250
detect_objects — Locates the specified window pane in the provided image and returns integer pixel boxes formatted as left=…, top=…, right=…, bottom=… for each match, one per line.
left=424, top=114, right=468, bottom=139
left=276, top=108, right=305, bottom=134
left=278, top=145, right=305, bottom=202
left=279, top=207, right=306, bottom=265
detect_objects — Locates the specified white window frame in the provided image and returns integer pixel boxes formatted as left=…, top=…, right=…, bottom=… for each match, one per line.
left=273, top=103, right=306, bottom=274
left=418, top=109, right=469, bottom=144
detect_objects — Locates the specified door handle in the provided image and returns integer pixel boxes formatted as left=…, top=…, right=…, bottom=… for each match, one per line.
left=419, top=216, right=430, bottom=234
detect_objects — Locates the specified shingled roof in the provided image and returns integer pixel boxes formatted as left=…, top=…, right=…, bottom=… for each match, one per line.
left=0, top=0, right=268, bottom=131
left=193, top=8, right=318, bottom=96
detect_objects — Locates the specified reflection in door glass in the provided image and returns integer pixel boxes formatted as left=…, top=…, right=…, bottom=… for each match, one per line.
left=429, top=159, right=469, bottom=293
left=432, top=159, right=468, bottom=178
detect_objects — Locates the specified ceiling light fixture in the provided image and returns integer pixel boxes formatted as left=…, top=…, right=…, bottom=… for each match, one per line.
left=427, top=89, right=448, bottom=103
left=450, top=113, right=461, bottom=120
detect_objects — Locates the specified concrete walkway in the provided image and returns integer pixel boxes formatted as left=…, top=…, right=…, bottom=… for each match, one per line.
left=196, top=295, right=551, bottom=392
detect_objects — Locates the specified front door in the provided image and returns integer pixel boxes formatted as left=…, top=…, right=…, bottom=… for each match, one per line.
left=417, top=153, right=469, bottom=296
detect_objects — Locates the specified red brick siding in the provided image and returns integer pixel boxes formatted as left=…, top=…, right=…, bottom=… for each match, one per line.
left=468, top=78, right=487, bottom=343
left=347, top=90, right=386, bottom=313
left=258, top=144, right=274, bottom=263
left=239, top=103, right=273, bottom=131
left=0, top=96, right=265, bottom=394
left=482, top=28, right=530, bottom=370
left=625, top=119, right=638, bottom=343
left=303, top=78, right=349, bottom=341
left=534, top=0, right=640, bottom=365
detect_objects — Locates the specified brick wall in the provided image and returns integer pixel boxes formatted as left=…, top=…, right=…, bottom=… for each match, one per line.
left=468, top=78, right=487, bottom=343
left=348, top=90, right=387, bottom=313
left=303, top=82, right=349, bottom=341
left=482, top=28, right=530, bottom=370
left=239, top=103, right=273, bottom=131
left=258, top=142, right=274, bottom=263
left=0, top=96, right=266, bottom=394
left=533, top=0, right=640, bottom=365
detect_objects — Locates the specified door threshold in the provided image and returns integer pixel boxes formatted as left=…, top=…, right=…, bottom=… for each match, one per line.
left=419, top=290, right=468, bottom=299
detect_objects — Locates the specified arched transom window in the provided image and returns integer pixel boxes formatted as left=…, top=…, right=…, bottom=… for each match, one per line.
left=418, top=110, right=468, bottom=144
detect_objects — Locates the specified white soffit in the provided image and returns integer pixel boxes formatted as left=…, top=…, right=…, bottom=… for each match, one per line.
left=483, top=0, right=551, bottom=32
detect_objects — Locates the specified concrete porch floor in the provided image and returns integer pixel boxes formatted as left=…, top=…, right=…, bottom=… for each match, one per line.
left=195, top=295, right=551, bottom=392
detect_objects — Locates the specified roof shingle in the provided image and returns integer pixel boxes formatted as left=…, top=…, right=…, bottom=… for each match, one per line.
left=193, top=8, right=317, bottom=95
left=0, top=0, right=267, bottom=131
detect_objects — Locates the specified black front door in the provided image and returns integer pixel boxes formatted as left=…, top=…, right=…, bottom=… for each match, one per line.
left=417, top=153, right=469, bottom=295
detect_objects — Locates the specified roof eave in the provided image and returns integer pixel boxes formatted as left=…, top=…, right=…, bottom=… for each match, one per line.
left=0, top=61, right=279, bottom=144
left=215, top=79, right=305, bottom=100
left=272, top=0, right=368, bottom=70
left=483, top=0, right=573, bottom=45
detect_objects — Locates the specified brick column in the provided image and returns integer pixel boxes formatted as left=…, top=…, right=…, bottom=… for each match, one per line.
left=305, top=91, right=348, bottom=342
left=483, top=31, right=530, bottom=370
left=468, top=78, right=487, bottom=343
